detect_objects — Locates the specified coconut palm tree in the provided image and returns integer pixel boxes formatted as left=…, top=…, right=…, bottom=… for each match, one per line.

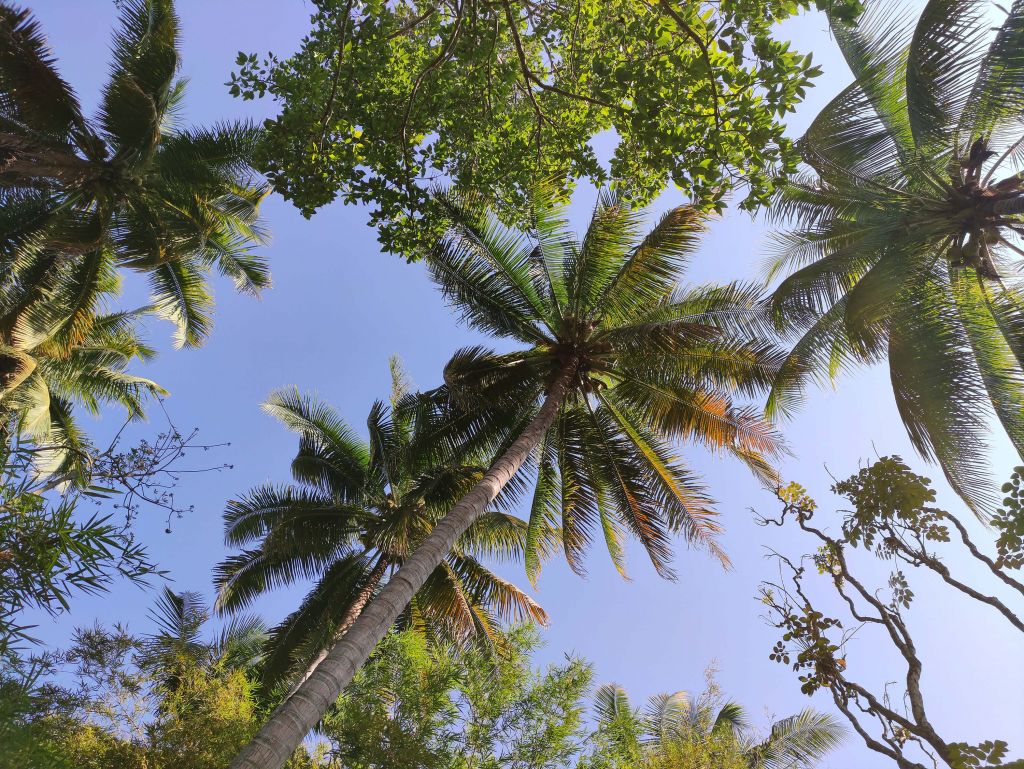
left=765, top=0, right=1024, bottom=512
left=0, top=0, right=270, bottom=348
left=231, top=188, right=786, bottom=769
left=214, top=380, right=547, bottom=693
left=589, top=681, right=845, bottom=769
left=0, top=256, right=163, bottom=477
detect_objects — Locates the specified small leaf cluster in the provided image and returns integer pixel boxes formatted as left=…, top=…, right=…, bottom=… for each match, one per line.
left=769, top=606, right=842, bottom=695
left=833, top=456, right=950, bottom=555
left=887, top=570, right=914, bottom=611
left=994, top=468, right=1024, bottom=570
left=779, top=481, right=817, bottom=518
left=947, top=740, right=1014, bottom=769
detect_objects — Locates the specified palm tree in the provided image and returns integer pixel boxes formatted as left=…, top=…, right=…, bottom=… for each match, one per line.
left=589, top=681, right=845, bottom=769
left=0, top=0, right=270, bottom=348
left=0, top=261, right=163, bottom=476
left=142, top=586, right=269, bottom=696
left=214, top=379, right=547, bottom=693
left=231, top=188, right=786, bottom=769
left=765, top=0, right=1024, bottom=512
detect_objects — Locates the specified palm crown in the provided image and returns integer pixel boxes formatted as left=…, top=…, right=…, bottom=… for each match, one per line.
left=426, top=188, right=786, bottom=579
left=0, top=0, right=270, bottom=349
left=590, top=681, right=845, bottom=769
left=228, top=190, right=789, bottom=769
left=214, top=380, right=546, bottom=691
left=0, top=265, right=163, bottom=477
left=766, top=0, right=1024, bottom=511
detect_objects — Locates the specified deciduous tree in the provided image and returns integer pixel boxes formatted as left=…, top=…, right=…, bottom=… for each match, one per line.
left=759, top=457, right=1024, bottom=769
left=229, top=0, right=860, bottom=257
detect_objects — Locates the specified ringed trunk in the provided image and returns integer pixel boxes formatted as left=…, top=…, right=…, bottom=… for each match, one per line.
left=284, top=557, right=389, bottom=697
left=229, top=363, right=577, bottom=769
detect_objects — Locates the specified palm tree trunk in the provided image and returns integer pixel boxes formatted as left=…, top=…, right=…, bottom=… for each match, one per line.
left=230, top=362, right=577, bottom=769
left=285, top=557, right=389, bottom=696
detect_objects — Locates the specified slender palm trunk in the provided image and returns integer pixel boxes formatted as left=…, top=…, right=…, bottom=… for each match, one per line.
left=285, top=557, right=389, bottom=696
left=230, top=363, right=577, bottom=769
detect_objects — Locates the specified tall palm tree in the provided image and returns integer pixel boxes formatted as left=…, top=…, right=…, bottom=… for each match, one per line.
left=590, top=682, right=846, bottom=769
left=0, top=0, right=270, bottom=348
left=765, top=0, right=1024, bottom=512
left=214, top=381, right=547, bottom=693
left=231, top=189, right=786, bottom=769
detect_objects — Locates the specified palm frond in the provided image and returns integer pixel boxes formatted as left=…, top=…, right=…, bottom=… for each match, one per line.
left=888, top=271, right=995, bottom=514
left=957, top=0, right=1024, bottom=142
left=906, top=0, right=990, bottom=152
left=100, top=0, right=179, bottom=166
left=428, top=207, right=552, bottom=344
left=598, top=206, right=707, bottom=329
left=524, top=427, right=562, bottom=586
left=567, top=187, right=642, bottom=320
left=148, top=256, right=213, bottom=348
left=262, top=387, right=370, bottom=499
left=594, top=682, right=634, bottom=725
left=950, top=268, right=1024, bottom=459
left=0, top=3, right=82, bottom=138
left=828, top=0, right=917, bottom=155
left=749, top=709, right=846, bottom=769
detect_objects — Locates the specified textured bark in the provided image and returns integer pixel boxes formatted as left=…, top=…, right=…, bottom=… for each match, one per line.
left=230, top=363, right=577, bottom=769
left=286, top=557, right=389, bottom=696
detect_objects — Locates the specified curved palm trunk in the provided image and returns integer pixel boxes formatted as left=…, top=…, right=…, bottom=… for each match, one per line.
left=230, top=363, right=577, bottom=769
left=285, top=557, right=389, bottom=697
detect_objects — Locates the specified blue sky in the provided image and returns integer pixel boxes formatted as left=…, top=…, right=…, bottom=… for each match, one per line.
left=20, top=1, right=1023, bottom=765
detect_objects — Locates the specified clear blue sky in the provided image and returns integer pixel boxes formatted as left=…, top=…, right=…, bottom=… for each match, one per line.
left=21, top=1, right=1023, bottom=766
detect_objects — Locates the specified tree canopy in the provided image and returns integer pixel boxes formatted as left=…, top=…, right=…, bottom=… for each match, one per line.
left=230, top=0, right=860, bottom=257
left=0, top=0, right=270, bottom=349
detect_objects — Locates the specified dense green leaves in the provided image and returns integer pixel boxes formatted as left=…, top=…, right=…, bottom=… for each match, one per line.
left=323, top=626, right=590, bottom=769
left=583, top=676, right=845, bottom=769
left=230, top=0, right=859, bottom=257
left=0, top=591, right=323, bottom=769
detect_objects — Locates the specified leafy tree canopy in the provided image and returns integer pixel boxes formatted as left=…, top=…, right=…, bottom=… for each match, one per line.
left=229, top=0, right=861, bottom=257
left=323, top=626, right=590, bottom=769
left=0, top=589, right=323, bottom=769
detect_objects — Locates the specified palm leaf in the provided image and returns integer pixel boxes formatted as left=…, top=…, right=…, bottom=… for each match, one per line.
left=100, top=0, right=179, bottom=166
left=0, top=4, right=82, bottom=138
